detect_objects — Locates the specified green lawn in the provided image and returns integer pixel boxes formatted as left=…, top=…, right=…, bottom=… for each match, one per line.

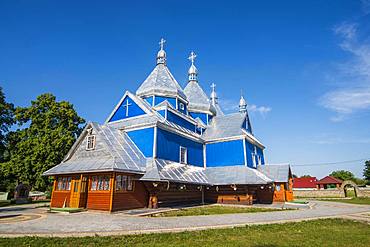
left=150, top=205, right=283, bottom=217
left=49, top=207, right=84, bottom=213
left=320, top=197, right=370, bottom=205
left=0, top=219, right=369, bottom=246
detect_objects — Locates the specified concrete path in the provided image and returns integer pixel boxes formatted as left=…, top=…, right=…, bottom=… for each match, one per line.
left=0, top=200, right=369, bottom=237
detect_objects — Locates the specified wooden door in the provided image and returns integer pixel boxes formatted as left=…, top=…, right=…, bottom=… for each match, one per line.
left=70, top=177, right=81, bottom=208
left=78, top=176, right=88, bottom=208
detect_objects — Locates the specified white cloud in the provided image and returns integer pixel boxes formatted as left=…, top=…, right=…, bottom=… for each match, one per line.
left=361, top=0, right=370, bottom=14
left=320, top=21, right=370, bottom=121
left=247, top=104, right=272, bottom=116
left=219, top=99, right=271, bottom=117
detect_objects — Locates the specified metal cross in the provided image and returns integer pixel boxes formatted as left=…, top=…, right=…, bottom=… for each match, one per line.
left=123, top=99, right=132, bottom=117
left=211, top=83, right=216, bottom=92
left=188, top=51, right=197, bottom=64
left=159, top=38, right=166, bottom=50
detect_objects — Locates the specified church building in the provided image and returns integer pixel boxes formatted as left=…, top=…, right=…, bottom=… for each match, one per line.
left=44, top=39, right=293, bottom=211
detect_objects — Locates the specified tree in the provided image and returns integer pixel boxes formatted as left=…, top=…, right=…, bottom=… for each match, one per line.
left=0, top=87, right=15, bottom=162
left=364, top=160, right=370, bottom=185
left=6, top=93, right=85, bottom=190
left=330, top=170, right=355, bottom=181
left=300, top=175, right=312, bottom=178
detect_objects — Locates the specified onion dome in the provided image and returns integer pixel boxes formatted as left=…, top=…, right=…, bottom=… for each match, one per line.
left=210, top=83, right=224, bottom=116
left=184, top=51, right=216, bottom=116
left=239, top=95, right=247, bottom=113
left=137, top=38, right=187, bottom=101
left=156, top=38, right=167, bottom=65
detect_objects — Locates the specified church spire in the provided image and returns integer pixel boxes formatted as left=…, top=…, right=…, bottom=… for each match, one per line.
left=188, top=51, right=198, bottom=82
left=239, top=91, right=247, bottom=113
left=156, top=38, right=167, bottom=65
left=210, top=83, right=218, bottom=105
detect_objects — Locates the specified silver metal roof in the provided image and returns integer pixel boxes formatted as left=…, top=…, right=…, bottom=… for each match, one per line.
left=184, top=81, right=216, bottom=115
left=140, top=158, right=209, bottom=184
left=136, top=64, right=187, bottom=100
left=43, top=123, right=147, bottom=176
left=258, top=164, right=291, bottom=182
left=206, top=165, right=273, bottom=185
left=202, top=112, right=247, bottom=140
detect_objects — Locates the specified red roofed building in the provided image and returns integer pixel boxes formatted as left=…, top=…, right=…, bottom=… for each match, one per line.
left=293, top=177, right=318, bottom=190
left=317, top=176, right=343, bottom=189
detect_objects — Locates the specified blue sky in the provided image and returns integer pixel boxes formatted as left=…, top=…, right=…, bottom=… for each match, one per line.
left=1, top=0, right=369, bottom=178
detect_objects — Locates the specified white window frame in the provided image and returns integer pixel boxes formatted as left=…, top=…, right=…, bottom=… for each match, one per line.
left=86, top=135, right=96, bottom=150
left=179, top=102, right=185, bottom=111
left=179, top=146, right=187, bottom=164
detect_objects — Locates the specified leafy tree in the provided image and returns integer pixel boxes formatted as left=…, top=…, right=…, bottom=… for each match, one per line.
left=0, top=87, right=15, bottom=162
left=300, top=175, right=312, bottom=178
left=6, top=93, right=85, bottom=190
left=330, top=170, right=355, bottom=181
left=364, top=160, right=370, bottom=185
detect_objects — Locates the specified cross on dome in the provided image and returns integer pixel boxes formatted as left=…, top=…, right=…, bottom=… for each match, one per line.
left=188, top=51, right=197, bottom=64
left=156, top=38, right=167, bottom=65
left=211, top=83, right=216, bottom=92
left=159, top=38, right=166, bottom=50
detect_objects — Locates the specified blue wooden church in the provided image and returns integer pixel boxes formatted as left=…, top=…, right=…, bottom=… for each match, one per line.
left=45, top=39, right=293, bottom=211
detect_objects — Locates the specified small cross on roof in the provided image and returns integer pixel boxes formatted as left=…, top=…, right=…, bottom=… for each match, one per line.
left=188, top=51, right=197, bottom=64
left=159, top=38, right=166, bottom=50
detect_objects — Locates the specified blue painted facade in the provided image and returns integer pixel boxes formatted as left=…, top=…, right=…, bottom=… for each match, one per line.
left=189, top=112, right=208, bottom=124
left=154, top=96, right=176, bottom=108
left=177, top=99, right=187, bottom=115
left=107, top=91, right=265, bottom=169
left=245, top=141, right=255, bottom=168
left=166, top=111, right=196, bottom=131
left=156, top=128, right=203, bottom=167
left=126, top=128, right=154, bottom=157
left=206, top=139, right=245, bottom=167
left=144, top=96, right=154, bottom=106
left=109, top=96, right=146, bottom=122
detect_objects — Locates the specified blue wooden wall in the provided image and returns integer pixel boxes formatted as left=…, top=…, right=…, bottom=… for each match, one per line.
left=109, top=96, right=146, bottom=122
left=190, top=112, right=208, bottom=124
left=126, top=127, right=154, bottom=157
left=206, top=139, right=245, bottom=167
left=144, top=96, right=153, bottom=106
left=245, top=140, right=265, bottom=167
left=257, top=146, right=265, bottom=165
left=166, top=111, right=196, bottom=132
left=177, top=99, right=187, bottom=115
left=156, top=128, right=203, bottom=167
left=246, top=141, right=255, bottom=168
left=154, top=96, right=176, bottom=108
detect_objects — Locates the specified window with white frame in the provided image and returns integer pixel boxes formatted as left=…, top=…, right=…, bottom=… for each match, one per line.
left=86, top=135, right=96, bottom=150
left=179, top=102, right=185, bottom=111
left=179, top=146, right=187, bottom=164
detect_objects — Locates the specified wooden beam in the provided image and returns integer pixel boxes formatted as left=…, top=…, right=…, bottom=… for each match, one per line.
left=109, top=172, right=115, bottom=212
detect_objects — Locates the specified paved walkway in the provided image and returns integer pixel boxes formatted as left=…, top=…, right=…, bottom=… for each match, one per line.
left=0, top=200, right=369, bottom=237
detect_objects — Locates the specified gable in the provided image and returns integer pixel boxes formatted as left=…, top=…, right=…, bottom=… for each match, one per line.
left=109, top=95, right=146, bottom=122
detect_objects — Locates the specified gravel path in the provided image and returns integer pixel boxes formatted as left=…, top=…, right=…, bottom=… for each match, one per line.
left=0, top=200, right=369, bottom=237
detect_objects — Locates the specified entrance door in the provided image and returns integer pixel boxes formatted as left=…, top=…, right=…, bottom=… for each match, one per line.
left=70, top=177, right=81, bottom=208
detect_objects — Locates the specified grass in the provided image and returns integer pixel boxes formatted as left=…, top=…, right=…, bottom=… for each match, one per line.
left=150, top=205, right=286, bottom=217
left=289, top=199, right=308, bottom=204
left=0, top=200, right=11, bottom=207
left=0, top=219, right=369, bottom=246
left=0, top=199, right=50, bottom=207
left=49, top=207, right=84, bottom=213
left=320, top=197, right=370, bottom=205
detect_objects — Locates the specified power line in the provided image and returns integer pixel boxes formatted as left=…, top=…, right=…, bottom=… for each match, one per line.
left=291, top=158, right=369, bottom=167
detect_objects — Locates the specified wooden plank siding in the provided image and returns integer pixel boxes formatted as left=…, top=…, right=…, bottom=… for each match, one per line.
left=205, top=185, right=254, bottom=205
left=51, top=191, right=71, bottom=207
left=86, top=173, right=112, bottom=211
left=112, top=180, right=148, bottom=211
left=156, top=184, right=202, bottom=207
